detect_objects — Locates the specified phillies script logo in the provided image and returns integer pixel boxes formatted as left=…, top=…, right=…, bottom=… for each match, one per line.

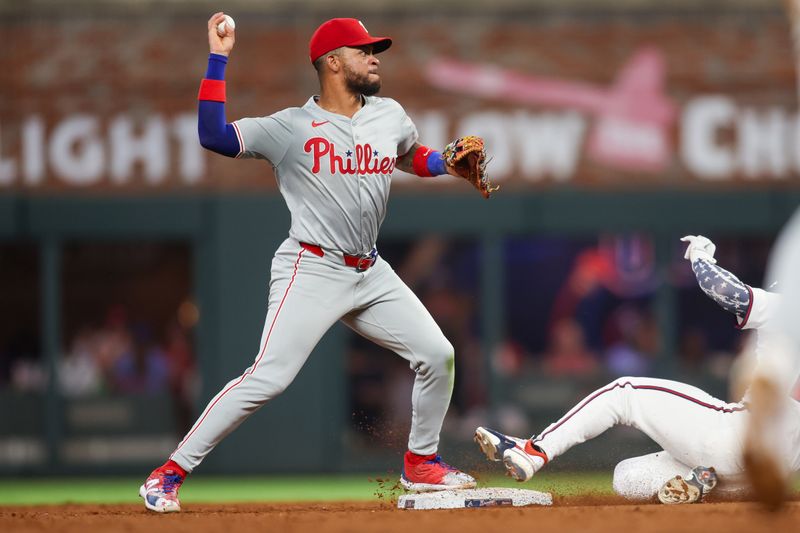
left=304, top=137, right=396, bottom=175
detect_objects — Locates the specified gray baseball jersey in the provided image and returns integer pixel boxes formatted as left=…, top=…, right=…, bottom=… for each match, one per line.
left=233, top=96, right=418, bottom=255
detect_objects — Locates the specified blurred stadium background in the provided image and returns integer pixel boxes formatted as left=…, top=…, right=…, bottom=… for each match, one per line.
left=1, top=0, right=799, bottom=486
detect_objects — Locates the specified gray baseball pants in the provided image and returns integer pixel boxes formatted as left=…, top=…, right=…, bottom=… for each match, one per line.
left=171, top=237, right=454, bottom=472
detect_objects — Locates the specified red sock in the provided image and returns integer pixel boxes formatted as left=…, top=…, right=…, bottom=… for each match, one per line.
left=159, top=459, right=188, bottom=478
left=404, top=451, right=437, bottom=466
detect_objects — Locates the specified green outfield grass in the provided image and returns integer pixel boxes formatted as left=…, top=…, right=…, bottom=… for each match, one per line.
left=0, top=472, right=614, bottom=506
left=3, top=473, right=797, bottom=506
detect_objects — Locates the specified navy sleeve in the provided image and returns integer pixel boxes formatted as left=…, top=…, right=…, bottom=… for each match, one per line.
left=691, top=258, right=751, bottom=318
left=198, top=54, right=241, bottom=158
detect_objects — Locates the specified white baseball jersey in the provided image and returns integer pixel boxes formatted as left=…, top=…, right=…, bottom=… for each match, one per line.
left=736, top=287, right=800, bottom=402
left=233, top=96, right=418, bottom=255
left=764, top=210, right=800, bottom=394
left=768, top=207, right=800, bottom=353
left=736, top=287, right=780, bottom=331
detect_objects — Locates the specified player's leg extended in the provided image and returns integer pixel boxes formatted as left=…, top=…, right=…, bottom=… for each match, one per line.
left=171, top=246, right=352, bottom=470
left=476, top=376, right=747, bottom=482
left=344, top=258, right=455, bottom=456
left=141, top=243, right=352, bottom=512
left=341, top=258, right=475, bottom=491
left=533, top=376, right=747, bottom=473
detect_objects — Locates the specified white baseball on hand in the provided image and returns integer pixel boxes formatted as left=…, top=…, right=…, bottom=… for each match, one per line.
left=680, top=235, right=717, bottom=264
left=217, top=14, right=235, bottom=37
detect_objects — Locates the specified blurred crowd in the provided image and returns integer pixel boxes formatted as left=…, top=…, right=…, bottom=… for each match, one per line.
left=345, top=235, right=765, bottom=445
left=2, top=305, right=196, bottom=401
left=0, top=235, right=774, bottom=449
left=0, top=304, right=198, bottom=438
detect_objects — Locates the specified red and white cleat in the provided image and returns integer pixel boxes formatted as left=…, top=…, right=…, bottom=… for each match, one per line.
left=139, top=467, right=185, bottom=513
left=474, top=426, right=548, bottom=482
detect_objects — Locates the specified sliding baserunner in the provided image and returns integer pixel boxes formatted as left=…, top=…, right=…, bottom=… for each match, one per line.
left=475, top=235, right=800, bottom=504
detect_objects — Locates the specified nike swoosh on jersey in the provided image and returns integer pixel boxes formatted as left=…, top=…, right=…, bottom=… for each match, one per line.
left=311, top=120, right=330, bottom=127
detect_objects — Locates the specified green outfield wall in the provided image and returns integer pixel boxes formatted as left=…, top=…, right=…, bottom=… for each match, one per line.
left=0, top=190, right=798, bottom=475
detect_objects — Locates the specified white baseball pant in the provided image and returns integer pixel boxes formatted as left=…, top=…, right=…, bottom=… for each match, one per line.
left=533, top=377, right=750, bottom=484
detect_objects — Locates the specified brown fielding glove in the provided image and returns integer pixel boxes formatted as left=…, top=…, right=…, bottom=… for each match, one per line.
left=443, top=136, right=498, bottom=199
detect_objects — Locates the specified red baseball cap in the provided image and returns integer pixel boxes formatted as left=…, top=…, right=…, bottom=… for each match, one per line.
left=309, top=18, right=392, bottom=63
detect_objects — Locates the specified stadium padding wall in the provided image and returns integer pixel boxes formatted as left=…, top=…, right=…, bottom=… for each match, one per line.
left=1, top=191, right=798, bottom=474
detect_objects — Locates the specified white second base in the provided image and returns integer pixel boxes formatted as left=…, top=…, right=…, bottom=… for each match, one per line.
left=397, top=487, right=552, bottom=510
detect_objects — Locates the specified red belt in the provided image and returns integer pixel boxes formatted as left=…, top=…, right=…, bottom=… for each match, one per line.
left=300, top=242, right=377, bottom=272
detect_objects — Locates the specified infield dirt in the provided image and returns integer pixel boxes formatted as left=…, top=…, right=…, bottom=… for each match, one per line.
left=2, top=497, right=799, bottom=533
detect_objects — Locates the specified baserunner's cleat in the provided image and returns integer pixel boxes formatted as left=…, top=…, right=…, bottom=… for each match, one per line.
left=474, top=426, right=548, bottom=482
left=657, top=466, right=717, bottom=504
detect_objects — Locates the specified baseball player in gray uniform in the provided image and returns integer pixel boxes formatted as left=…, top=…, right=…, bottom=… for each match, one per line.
left=139, top=14, right=484, bottom=513
left=474, top=235, right=800, bottom=504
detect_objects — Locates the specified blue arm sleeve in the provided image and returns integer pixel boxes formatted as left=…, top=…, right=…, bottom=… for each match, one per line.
left=198, top=54, right=241, bottom=158
left=691, top=258, right=751, bottom=317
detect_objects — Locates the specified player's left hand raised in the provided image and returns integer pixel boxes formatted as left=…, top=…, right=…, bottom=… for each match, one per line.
left=444, top=136, right=498, bottom=199
left=681, top=235, right=717, bottom=264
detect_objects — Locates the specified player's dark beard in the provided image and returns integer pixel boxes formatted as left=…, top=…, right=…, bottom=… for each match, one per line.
left=343, top=66, right=381, bottom=96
